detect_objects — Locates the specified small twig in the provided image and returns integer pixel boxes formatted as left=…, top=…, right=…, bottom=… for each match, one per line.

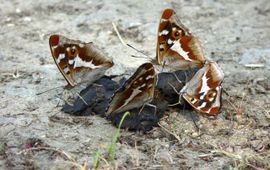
left=158, top=122, right=181, bottom=142
left=134, top=141, right=139, bottom=167
left=99, top=156, right=110, bottom=167
left=112, top=22, right=127, bottom=47
left=75, top=92, right=89, bottom=106
left=244, top=64, right=265, bottom=68
left=246, top=163, right=267, bottom=170
left=20, top=147, right=87, bottom=170
left=20, top=147, right=75, bottom=162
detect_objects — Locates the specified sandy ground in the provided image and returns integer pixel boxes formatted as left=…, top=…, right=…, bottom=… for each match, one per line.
left=0, top=0, right=269, bottom=169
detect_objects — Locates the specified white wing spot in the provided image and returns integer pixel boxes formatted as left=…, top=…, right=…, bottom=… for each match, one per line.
left=191, top=98, right=197, bottom=104
left=68, top=59, right=74, bottom=65
left=198, top=102, right=207, bottom=109
left=64, top=67, right=70, bottom=73
left=52, top=45, right=58, bottom=49
left=139, top=83, right=146, bottom=88
left=57, top=53, right=65, bottom=64
left=159, top=29, right=169, bottom=36
left=159, top=44, right=165, bottom=49
left=167, top=39, right=173, bottom=45
left=79, top=43, right=84, bottom=48
left=145, top=75, right=153, bottom=80
left=200, top=91, right=207, bottom=100
left=208, top=97, right=214, bottom=102
left=160, top=18, right=168, bottom=22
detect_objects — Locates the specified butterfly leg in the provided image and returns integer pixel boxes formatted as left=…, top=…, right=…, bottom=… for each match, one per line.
left=138, top=103, right=157, bottom=115
left=168, top=82, right=186, bottom=106
left=172, top=72, right=183, bottom=86
left=138, top=104, right=146, bottom=115
left=189, top=112, right=200, bottom=132
left=146, top=103, right=157, bottom=115
left=168, top=82, right=181, bottom=95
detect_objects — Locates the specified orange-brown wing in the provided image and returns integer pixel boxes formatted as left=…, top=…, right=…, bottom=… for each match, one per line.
left=156, top=8, right=206, bottom=70
left=106, top=63, right=156, bottom=116
left=49, top=34, right=113, bottom=88
left=181, top=62, right=224, bottom=116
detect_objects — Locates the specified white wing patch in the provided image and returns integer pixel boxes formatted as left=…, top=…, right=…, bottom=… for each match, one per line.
left=160, top=18, right=168, bottom=22
left=170, top=40, right=192, bottom=61
left=74, top=56, right=102, bottom=69
left=197, top=102, right=207, bottom=109
left=200, top=72, right=210, bottom=93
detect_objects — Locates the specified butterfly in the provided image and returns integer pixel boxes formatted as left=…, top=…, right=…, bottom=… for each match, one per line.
left=179, top=62, right=224, bottom=116
left=106, top=63, right=157, bottom=117
left=156, top=8, right=207, bottom=70
left=156, top=8, right=224, bottom=115
left=49, top=34, right=114, bottom=89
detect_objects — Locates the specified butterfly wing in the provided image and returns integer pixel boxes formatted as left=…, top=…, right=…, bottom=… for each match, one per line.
left=49, top=34, right=114, bottom=88
left=106, top=63, right=156, bottom=116
left=156, top=8, right=206, bottom=70
left=181, top=62, right=224, bottom=115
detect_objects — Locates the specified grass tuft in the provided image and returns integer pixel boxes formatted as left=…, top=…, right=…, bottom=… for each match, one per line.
left=108, top=112, right=130, bottom=162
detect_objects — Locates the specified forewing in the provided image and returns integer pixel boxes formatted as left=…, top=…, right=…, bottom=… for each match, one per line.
left=106, top=63, right=156, bottom=116
left=156, top=8, right=206, bottom=70
left=49, top=34, right=113, bottom=87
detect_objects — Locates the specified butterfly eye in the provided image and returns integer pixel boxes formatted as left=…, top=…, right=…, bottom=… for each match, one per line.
left=67, top=46, right=79, bottom=57
left=172, top=28, right=182, bottom=39
left=205, top=91, right=216, bottom=102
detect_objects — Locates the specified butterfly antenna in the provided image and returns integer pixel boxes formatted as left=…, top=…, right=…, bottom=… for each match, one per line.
left=190, top=112, right=200, bottom=131
left=223, top=89, right=231, bottom=97
left=36, top=85, right=64, bottom=95
left=160, top=61, right=166, bottom=72
left=126, top=44, right=151, bottom=59
left=112, top=22, right=153, bottom=60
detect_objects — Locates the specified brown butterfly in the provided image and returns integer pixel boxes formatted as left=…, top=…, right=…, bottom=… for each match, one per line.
left=49, top=34, right=114, bottom=89
left=106, top=63, right=156, bottom=117
left=156, top=8, right=207, bottom=70
left=179, top=62, right=224, bottom=116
